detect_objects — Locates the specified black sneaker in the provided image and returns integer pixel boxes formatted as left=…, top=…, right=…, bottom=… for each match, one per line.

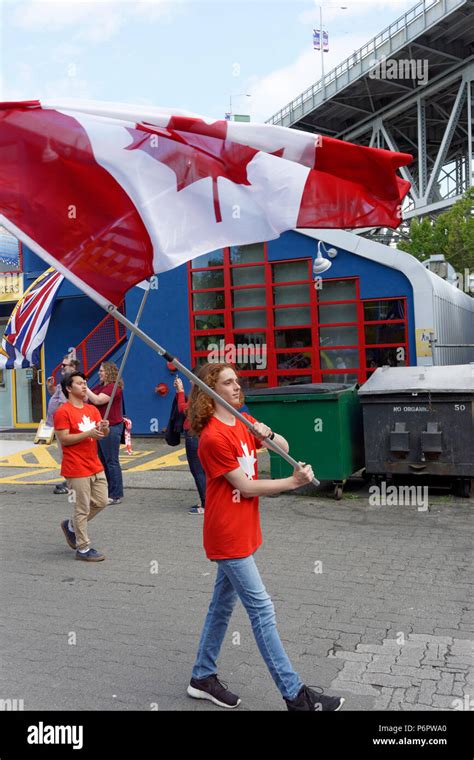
left=187, top=674, right=241, bottom=708
left=75, top=547, right=105, bottom=562
left=285, top=685, right=344, bottom=711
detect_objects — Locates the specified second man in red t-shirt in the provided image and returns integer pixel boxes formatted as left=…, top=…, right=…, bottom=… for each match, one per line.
left=54, top=372, right=110, bottom=562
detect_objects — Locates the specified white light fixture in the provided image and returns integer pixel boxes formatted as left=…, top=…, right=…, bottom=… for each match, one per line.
left=313, top=241, right=334, bottom=275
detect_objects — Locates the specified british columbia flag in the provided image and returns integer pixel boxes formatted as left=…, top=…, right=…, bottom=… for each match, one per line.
left=0, top=267, right=63, bottom=369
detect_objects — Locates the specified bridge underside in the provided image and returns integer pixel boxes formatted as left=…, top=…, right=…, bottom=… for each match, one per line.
left=268, top=0, right=474, bottom=234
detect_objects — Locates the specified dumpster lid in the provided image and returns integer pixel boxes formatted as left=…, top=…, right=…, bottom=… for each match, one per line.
left=358, top=365, right=474, bottom=395
left=246, top=383, right=355, bottom=397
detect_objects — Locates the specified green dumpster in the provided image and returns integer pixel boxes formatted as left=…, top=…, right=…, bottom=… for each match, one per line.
left=245, top=383, right=364, bottom=499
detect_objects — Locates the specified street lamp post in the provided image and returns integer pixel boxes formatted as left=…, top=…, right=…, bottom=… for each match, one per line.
left=314, top=3, right=348, bottom=97
left=228, top=93, right=251, bottom=121
left=319, top=5, right=325, bottom=94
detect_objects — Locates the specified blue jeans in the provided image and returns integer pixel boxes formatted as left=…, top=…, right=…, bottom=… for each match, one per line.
left=98, top=422, right=124, bottom=500
left=185, top=430, right=206, bottom=507
left=192, top=554, right=303, bottom=700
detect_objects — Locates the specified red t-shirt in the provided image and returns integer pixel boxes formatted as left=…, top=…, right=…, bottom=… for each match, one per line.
left=90, top=382, right=123, bottom=426
left=198, top=413, right=263, bottom=560
left=54, top=402, right=104, bottom=478
left=176, top=390, right=190, bottom=431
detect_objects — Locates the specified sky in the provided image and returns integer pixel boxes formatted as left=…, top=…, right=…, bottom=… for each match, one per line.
left=1, top=0, right=417, bottom=123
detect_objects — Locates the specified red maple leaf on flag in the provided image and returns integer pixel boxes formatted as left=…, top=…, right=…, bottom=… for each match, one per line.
left=125, top=118, right=261, bottom=223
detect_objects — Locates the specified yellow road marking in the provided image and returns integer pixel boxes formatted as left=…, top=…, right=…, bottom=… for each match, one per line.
left=0, top=445, right=156, bottom=470
left=126, top=448, right=188, bottom=472
left=0, top=467, right=60, bottom=484
left=0, top=446, right=59, bottom=468
left=119, top=449, right=154, bottom=463
left=0, top=447, right=187, bottom=480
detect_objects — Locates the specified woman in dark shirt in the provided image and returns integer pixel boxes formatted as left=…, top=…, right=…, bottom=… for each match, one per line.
left=174, top=373, right=206, bottom=514
left=86, top=361, right=124, bottom=505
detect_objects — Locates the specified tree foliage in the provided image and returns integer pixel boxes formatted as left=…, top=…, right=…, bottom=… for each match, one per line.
left=397, top=187, right=474, bottom=274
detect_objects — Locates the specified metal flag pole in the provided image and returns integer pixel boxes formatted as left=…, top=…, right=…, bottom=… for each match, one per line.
left=105, top=303, right=320, bottom=487
left=102, top=283, right=150, bottom=422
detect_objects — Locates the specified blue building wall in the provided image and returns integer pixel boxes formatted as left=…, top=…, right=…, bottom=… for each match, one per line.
left=33, top=231, right=415, bottom=435
left=268, top=231, right=415, bottom=364
left=119, top=266, right=191, bottom=435
left=19, top=245, right=106, bottom=376
left=45, top=297, right=105, bottom=376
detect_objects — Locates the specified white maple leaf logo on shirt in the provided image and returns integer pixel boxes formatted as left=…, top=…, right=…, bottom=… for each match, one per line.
left=237, top=442, right=257, bottom=480
left=78, top=415, right=96, bottom=432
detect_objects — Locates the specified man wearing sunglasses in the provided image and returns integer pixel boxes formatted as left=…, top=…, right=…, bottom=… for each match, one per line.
left=46, top=355, right=80, bottom=494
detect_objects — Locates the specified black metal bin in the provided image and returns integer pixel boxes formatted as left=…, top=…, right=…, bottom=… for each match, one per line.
left=358, top=365, right=474, bottom=497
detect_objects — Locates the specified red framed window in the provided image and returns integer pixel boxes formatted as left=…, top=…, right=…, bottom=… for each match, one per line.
left=317, top=277, right=360, bottom=385
left=189, top=246, right=409, bottom=387
left=362, top=297, right=409, bottom=376
left=0, top=226, right=23, bottom=274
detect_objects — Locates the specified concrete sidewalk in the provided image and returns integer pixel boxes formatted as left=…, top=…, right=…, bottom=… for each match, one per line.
left=0, top=451, right=472, bottom=712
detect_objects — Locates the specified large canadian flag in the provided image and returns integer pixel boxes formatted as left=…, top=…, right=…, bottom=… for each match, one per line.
left=0, top=100, right=412, bottom=307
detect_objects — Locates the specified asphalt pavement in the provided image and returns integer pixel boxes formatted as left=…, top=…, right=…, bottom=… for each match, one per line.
left=0, top=437, right=472, bottom=712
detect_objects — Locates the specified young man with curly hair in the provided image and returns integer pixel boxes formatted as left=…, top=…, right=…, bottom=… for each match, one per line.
left=186, top=362, right=344, bottom=712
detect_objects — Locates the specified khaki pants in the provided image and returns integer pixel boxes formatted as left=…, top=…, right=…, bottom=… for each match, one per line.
left=67, top=471, right=108, bottom=551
